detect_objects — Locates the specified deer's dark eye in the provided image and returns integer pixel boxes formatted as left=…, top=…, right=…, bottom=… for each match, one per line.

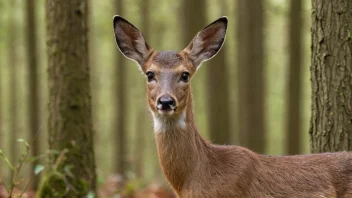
left=180, top=72, right=190, bottom=82
left=146, top=71, right=155, bottom=82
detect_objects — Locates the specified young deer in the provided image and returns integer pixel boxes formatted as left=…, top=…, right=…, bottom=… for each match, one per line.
left=113, top=16, right=352, bottom=198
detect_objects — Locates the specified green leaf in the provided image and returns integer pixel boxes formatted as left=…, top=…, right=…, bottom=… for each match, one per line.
left=64, top=165, right=74, bottom=178
left=34, top=164, right=45, bottom=175
left=47, top=149, right=61, bottom=155
left=0, top=149, right=14, bottom=170
left=17, top=138, right=30, bottom=149
left=86, top=191, right=95, bottom=198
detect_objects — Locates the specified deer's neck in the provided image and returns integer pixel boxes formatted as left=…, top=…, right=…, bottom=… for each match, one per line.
left=152, top=95, right=209, bottom=192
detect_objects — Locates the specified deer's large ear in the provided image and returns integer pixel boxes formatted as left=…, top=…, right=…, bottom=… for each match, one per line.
left=113, top=15, right=152, bottom=65
left=182, top=17, right=228, bottom=69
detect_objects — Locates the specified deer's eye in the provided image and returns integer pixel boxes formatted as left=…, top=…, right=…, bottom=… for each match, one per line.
left=180, top=72, right=190, bottom=82
left=146, top=71, right=155, bottom=82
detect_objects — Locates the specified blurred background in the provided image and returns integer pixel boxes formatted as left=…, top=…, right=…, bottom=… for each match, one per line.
left=0, top=0, right=311, bottom=196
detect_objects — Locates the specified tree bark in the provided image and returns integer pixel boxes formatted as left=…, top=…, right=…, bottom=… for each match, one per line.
left=310, top=0, right=352, bottom=152
left=114, top=0, right=128, bottom=178
left=135, top=109, right=147, bottom=178
left=286, top=0, right=303, bottom=155
left=181, top=0, right=205, bottom=48
left=0, top=0, right=3, bottom=178
left=0, top=95, right=2, bottom=180
left=134, top=0, right=150, bottom=178
left=9, top=0, right=18, bottom=166
left=180, top=0, right=206, bottom=135
left=207, top=28, right=231, bottom=144
left=25, top=0, right=41, bottom=189
left=237, top=0, right=266, bottom=153
left=38, top=0, right=96, bottom=196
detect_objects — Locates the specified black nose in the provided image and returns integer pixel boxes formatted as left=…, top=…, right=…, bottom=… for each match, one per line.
left=157, top=95, right=176, bottom=110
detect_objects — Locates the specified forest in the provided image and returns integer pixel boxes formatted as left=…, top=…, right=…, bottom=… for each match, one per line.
left=1, top=0, right=352, bottom=197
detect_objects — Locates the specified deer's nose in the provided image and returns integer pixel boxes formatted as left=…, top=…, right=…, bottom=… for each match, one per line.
left=157, top=95, right=176, bottom=111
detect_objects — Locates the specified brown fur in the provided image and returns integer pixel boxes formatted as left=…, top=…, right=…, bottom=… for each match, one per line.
left=141, top=51, right=352, bottom=198
left=113, top=16, right=352, bottom=198
left=153, top=51, right=183, bottom=68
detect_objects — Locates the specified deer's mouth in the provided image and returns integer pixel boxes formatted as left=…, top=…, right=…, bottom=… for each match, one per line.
left=157, top=109, right=175, bottom=116
left=157, top=104, right=176, bottom=116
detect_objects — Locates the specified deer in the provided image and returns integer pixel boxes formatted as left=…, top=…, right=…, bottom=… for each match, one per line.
left=112, top=15, right=352, bottom=198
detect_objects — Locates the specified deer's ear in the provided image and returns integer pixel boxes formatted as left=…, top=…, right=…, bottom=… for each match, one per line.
left=182, top=17, right=228, bottom=69
left=113, top=15, right=152, bottom=65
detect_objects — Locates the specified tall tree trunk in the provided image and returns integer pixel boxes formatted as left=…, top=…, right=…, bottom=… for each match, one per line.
left=237, top=0, right=266, bottom=153
left=9, top=0, right=18, bottom=166
left=114, top=0, right=128, bottom=178
left=134, top=0, right=150, bottom=178
left=88, top=0, right=101, bottom=183
left=310, top=0, right=352, bottom=152
left=181, top=0, right=206, bottom=138
left=134, top=109, right=146, bottom=178
left=286, top=0, right=303, bottom=155
left=0, top=0, right=3, bottom=179
left=25, top=0, right=41, bottom=189
left=38, top=0, right=96, bottom=196
left=207, top=1, right=231, bottom=144
left=181, top=0, right=206, bottom=44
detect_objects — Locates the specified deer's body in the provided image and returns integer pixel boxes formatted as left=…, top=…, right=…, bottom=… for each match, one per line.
left=113, top=16, right=352, bottom=197
left=154, top=87, right=352, bottom=198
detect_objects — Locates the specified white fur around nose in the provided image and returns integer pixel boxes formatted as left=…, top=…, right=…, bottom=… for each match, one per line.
left=152, top=111, right=186, bottom=133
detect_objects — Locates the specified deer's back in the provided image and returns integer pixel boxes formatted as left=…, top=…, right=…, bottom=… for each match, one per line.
left=181, top=145, right=352, bottom=198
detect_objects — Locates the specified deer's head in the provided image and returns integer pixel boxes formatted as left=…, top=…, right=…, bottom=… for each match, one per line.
left=113, top=16, right=227, bottom=121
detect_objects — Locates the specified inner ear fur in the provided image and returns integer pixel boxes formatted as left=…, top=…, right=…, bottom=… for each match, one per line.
left=113, top=15, right=153, bottom=65
left=183, top=17, right=228, bottom=68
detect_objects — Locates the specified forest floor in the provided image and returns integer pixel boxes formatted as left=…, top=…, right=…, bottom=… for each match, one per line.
left=0, top=175, right=175, bottom=198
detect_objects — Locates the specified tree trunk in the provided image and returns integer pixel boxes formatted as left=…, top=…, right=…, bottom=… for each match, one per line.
left=207, top=1, right=231, bottom=144
left=237, top=0, right=266, bottom=153
left=207, top=46, right=230, bottom=144
left=134, top=0, right=150, bottom=178
left=286, top=0, right=303, bottom=155
left=8, top=0, right=18, bottom=166
left=25, top=0, right=41, bottom=189
left=310, top=0, right=352, bottom=152
left=180, top=0, right=206, bottom=136
left=114, top=0, right=128, bottom=179
left=181, top=0, right=206, bottom=44
left=37, top=0, right=96, bottom=196
left=135, top=109, right=147, bottom=178
left=0, top=0, right=3, bottom=178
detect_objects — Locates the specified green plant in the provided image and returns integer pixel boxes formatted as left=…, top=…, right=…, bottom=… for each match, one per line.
left=0, top=139, right=45, bottom=198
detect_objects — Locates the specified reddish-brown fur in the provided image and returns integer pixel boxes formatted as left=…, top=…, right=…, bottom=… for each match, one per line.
left=113, top=15, right=352, bottom=198
left=152, top=83, right=352, bottom=197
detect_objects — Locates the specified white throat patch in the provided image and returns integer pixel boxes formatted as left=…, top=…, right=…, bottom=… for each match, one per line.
left=152, top=111, right=186, bottom=133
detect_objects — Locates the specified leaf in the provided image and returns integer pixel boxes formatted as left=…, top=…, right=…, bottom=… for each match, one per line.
left=86, top=191, right=95, bottom=198
left=48, top=149, right=61, bottom=155
left=17, top=139, right=30, bottom=149
left=34, top=164, right=45, bottom=175
left=64, top=165, right=74, bottom=178
left=0, top=149, right=14, bottom=170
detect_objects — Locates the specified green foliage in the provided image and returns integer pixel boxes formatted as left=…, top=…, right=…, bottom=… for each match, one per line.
left=0, top=139, right=44, bottom=197
left=34, top=165, right=45, bottom=175
left=37, top=169, right=92, bottom=198
left=0, top=149, right=14, bottom=170
left=36, top=171, right=67, bottom=198
left=36, top=148, right=93, bottom=197
left=86, top=191, right=95, bottom=198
